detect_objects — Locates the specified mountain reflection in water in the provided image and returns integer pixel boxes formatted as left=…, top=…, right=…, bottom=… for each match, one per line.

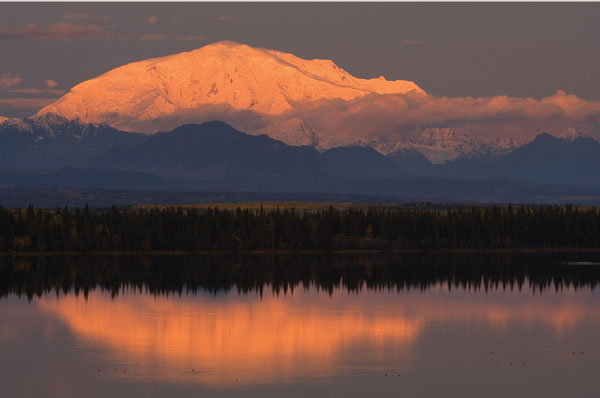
left=38, top=290, right=421, bottom=385
left=33, top=284, right=600, bottom=386
left=1, top=253, right=600, bottom=396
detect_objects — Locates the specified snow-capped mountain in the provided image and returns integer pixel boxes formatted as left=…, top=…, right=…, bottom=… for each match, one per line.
left=350, top=128, right=522, bottom=163
left=32, top=41, right=597, bottom=163
left=1, top=113, right=93, bottom=139
left=38, top=41, right=424, bottom=131
left=0, top=113, right=146, bottom=171
left=0, top=113, right=145, bottom=143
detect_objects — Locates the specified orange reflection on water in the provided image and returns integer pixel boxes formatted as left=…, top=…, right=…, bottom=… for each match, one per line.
left=36, top=286, right=600, bottom=386
left=422, top=287, right=600, bottom=334
left=37, top=289, right=422, bottom=385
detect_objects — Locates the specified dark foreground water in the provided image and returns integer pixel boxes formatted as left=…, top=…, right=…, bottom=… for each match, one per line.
left=1, top=253, right=600, bottom=397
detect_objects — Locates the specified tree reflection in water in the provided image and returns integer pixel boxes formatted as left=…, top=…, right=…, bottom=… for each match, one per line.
left=1, top=252, right=599, bottom=299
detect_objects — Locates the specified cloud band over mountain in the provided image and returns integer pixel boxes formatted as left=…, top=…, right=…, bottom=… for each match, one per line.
left=281, top=89, right=600, bottom=144
left=21, top=41, right=600, bottom=148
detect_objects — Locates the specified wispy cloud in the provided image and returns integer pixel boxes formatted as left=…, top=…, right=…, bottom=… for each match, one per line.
left=140, top=33, right=166, bottom=41
left=147, top=16, right=158, bottom=24
left=218, top=16, right=231, bottom=22
left=174, top=35, right=207, bottom=42
left=0, top=74, right=23, bottom=89
left=44, top=79, right=59, bottom=88
left=0, top=97, right=57, bottom=110
left=7, top=88, right=66, bottom=95
left=402, top=39, right=426, bottom=46
left=0, top=23, right=110, bottom=41
left=62, top=14, right=91, bottom=20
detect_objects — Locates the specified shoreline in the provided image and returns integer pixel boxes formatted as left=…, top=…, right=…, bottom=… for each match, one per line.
left=2, top=247, right=600, bottom=257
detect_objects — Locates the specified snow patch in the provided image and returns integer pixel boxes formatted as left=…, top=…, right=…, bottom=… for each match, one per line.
left=560, top=128, right=587, bottom=142
left=350, top=128, right=522, bottom=164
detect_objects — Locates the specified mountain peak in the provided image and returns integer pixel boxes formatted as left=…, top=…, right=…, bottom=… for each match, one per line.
left=171, top=120, right=239, bottom=135
left=0, top=113, right=83, bottom=135
left=533, top=129, right=596, bottom=144
left=533, top=131, right=558, bottom=141
left=28, top=112, right=72, bottom=126
left=37, top=41, right=425, bottom=131
left=202, top=40, right=245, bottom=48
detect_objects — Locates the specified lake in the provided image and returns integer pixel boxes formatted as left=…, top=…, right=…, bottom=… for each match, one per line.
left=1, top=253, right=600, bottom=397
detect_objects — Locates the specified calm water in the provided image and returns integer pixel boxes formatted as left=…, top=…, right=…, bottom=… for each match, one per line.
left=1, top=254, right=600, bottom=397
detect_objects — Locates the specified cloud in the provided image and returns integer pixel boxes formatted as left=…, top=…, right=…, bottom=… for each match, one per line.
left=276, top=90, right=600, bottom=145
left=0, top=97, right=57, bottom=111
left=53, top=84, right=600, bottom=145
left=218, top=16, right=230, bottom=22
left=140, top=33, right=166, bottom=41
left=174, top=35, right=207, bottom=41
left=62, top=14, right=91, bottom=20
left=402, top=39, right=426, bottom=46
left=114, top=103, right=268, bottom=134
left=0, top=74, right=23, bottom=88
left=147, top=16, right=158, bottom=24
left=0, top=23, right=110, bottom=41
left=44, top=79, right=59, bottom=88
left=7, top=88, right=66, bottom=95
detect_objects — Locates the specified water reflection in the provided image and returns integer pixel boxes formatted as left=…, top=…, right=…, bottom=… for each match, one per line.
left=38, top=290, right=421, bottom=385
left=31, top=284, right=600, bottom=387
left=2, top=252, right=600, bottom=299
left=2, top=254, right=600, bottom=396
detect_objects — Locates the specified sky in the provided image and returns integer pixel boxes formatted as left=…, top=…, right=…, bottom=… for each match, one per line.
left=1, top=2, right=600, bottom=117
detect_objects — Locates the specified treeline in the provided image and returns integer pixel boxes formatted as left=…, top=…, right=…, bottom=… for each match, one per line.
left=0, top=204, right=599, bottom=252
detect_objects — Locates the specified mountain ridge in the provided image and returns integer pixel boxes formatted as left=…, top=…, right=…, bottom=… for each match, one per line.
left=482, top=131, right=600, bottom=186
left=0, top=119, right=600, bottom=204
left=0, top=113, right=147, bottom=171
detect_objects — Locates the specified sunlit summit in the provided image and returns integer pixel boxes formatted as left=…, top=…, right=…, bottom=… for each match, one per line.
left=39, top=41, right=424, bottom=128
